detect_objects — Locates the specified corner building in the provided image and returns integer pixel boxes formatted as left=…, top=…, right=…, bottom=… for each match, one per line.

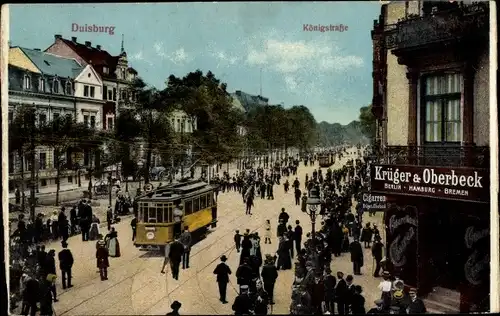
left=370, top=1, right=490, bottom=313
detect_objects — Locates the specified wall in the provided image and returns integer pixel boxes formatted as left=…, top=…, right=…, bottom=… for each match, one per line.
left=9, top=47, right=40, bottom=73
left=74, top=65, right=103, bottom=99
left=45, top=40, right=88, bottom=67
left=473, top=50, right=489, bottom=146
left=76, top=101, right=103, bottom=129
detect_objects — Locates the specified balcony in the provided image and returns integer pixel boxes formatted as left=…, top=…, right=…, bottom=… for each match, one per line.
left=382, top=145, right=489, bottom=169
left=385, top=2, right=489, bottom=51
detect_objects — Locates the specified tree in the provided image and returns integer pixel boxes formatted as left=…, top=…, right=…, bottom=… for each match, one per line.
left=123, top=77, right=175, bottom=184
left=358, top=105, right=376, bottom=141
left=165, top=70, right=244, bottom=167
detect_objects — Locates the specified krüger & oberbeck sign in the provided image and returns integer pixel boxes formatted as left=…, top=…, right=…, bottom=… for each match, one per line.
left=370, top=165, right=489, bottom=203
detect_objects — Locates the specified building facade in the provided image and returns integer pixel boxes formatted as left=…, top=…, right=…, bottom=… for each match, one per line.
left=370, top=1, right=490, bottom=313
left=45, top=35, right=137, bottom=131
left=8, top=47, right=104, bottom=191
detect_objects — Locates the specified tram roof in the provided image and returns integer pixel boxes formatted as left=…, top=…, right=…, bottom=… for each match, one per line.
left=136, top=179, right=214, bottom=202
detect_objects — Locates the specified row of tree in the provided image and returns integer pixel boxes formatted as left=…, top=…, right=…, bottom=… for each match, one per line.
left=9, top=70, right=321, bottom=219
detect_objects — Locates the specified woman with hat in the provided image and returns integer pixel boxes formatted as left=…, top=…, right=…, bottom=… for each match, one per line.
left=378, top=271, right=392, bottom=309
left=105, top=227, right=121, bottom=257
left=166, top=301, right=181, bottom=316
left=213, top=255, right=232, bottom=304
left=89, top=215, right=101, bottom=241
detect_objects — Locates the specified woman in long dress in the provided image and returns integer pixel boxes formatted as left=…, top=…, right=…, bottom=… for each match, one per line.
left=105, top=227, right=121, bottom=257
left=89, top=215, right=100, bottom=241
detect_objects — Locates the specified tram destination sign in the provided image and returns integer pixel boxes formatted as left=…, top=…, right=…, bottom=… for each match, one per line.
left=370, top=164, right=489, bottom=203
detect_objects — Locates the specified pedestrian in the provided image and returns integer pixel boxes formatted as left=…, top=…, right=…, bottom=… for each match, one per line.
left=236, top=258, right=253, bottom=289
left=169, top=237, right=184, bottom=280
left=261, top=254, right=278, bottom=305
left=131, top=216, right=137, bottom=241
left=105, top=227, right=121, bottom=257
left=40, top=274, right=57, bottom=316
left=21, top=275, right=39, bottom=316
left=161, top=242, right=171, bottom=274
left=351, top=285, right=366, bottom=314
left=213, top=255, right=232, bottom=304
left=232, top=285, right=252, bottom=315
left=294, top=220, right=302, bottom=254
left=276, top=236, right=292, bottom=270
left=335, top=271, right=348, bottom=315
left=239, top=232, right=252, bottom=265
left=308, top=270, right=325, bottom=314
left=345, top=275, right=355, bottom=314
left=264, top=220, right=272, bottom=244
left=70, top=205, right=78, bottom=235
left=106, top=206, right=113, bottom=231
left=378, top=271, right=392, bottom=310
left=58, top=241, right=74, bottom=289
left=166, top=300, right=182, bottom=316
left=278, top=208, right=289, bottom=224
left=367, top=299, right=385, bottom=314
left=407, top=288, right=427, bottom=313
left=179, top=226, right=192, bottom=269
left=96, top=242, right=109, bottom=281
left=361, top=223, right=373, bottom=248
left=58, top=207, right=69, bottom=242
left=15, top=186, right=21, bottom=204
left=371, top=236, right=384, bottom=277
left=50, top=211, right=59, bottom=240
left=349, top=238, right=364, bottom=275
left=286, top=225, right=294, bottom=258
left=234, top=230, right=242, bottom=252
left=44, top=250, right=58, bottom=301
left=294, top=188, right=302, bottom=205
left=276, top=220, right=286, bottom=238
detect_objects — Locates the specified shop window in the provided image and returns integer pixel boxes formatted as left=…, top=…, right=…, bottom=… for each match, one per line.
left=423, top=73, right=462, bottom=143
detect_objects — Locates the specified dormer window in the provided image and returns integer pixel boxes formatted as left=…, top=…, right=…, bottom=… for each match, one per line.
left=65, top=82, right=71, bottom=94
left=24, top=75, right=31, bottom=89
left=53, top=80, right=59, bottom=93
left=103, top=66, right=109, bottom=74
left=39, top=78, right=45, bottom=92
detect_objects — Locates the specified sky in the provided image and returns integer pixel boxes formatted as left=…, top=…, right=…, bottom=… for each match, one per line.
left=9, top=2, right=380, bottom=125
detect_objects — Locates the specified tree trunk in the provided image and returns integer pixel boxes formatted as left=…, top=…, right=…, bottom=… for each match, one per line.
left=55, top=160, right=61, bottom=206
left=19, top=151, right=26, bottom=211
left=145, top=145, right=152, bottom=184
left=29, top=133, right=36, bottom=222
left=88, top=172, right=93, bottom=200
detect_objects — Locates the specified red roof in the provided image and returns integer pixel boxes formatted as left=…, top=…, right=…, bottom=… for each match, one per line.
left=61, top=38, right=121, bottom=79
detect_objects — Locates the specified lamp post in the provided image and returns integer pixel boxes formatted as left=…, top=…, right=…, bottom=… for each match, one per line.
left=137, top=160, right=144, bottom=196
left=303, top=187, right=322, bottom=241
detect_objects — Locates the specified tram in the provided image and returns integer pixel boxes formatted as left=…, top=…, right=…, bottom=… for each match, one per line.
left=318, top=153, right=335, bottom=168
left=134, top=179, right=218, bottom=249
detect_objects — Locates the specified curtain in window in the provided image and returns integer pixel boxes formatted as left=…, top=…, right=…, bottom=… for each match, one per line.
left=425, top=100, right=441, bottom=142
left=445, top=99, right=461, bottom=142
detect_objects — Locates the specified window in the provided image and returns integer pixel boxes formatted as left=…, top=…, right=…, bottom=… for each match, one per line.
left=39, top=152, right=47, bottom=170
left=83, top=115, right=89, bottom=127
left=141, top=204, right=149, bottom=222
left=108, top=89, right=113, bottom=100
left=206, top=193, right=212, bottom=207
left=41, top=179, right=47, bottom=187
left=121, top=90, right=127, bottom=100
left=90, top=116, right=96, bottom=128
left=53, top=80, right=59, bottom=93
left=107, top=117, right=114, bottom=130
left=423, top=73, right=462, bottom=143
left=200, top=195, right=206, bottom=209
left=184, top=200, right=193, bottom=215
left=103, top=86, right=108, bottom=100
left=90, top=86, right=95, bottom=98
left=156, top=204, right=164, bottom=223
left=165, top=204, right=173, bottom=222
left=113, top=88, right=117, bottom=101
left=53, top=112, right=60, bottom=120
left=177, top=119, right=180, bottom=132
left=39, top=113, right=47, bottom=125
left=193, top=197, right=199, bottom=213
left=66, top=82, right=71, bottom=94
left=148, top=207, right=157, bottom=223
left=68, top=176, right=73, bottom=183
left=103, top=66, right=109, bottom=74
left=24, top=75, right=31, bottom=89
left=40, top=79, right=45, bottom=92
left=8, top=111, right=13, bottom=123
left=84, top=85, right=89, bottom=97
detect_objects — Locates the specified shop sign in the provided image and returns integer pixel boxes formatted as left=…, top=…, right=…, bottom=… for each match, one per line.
left=370, top=164, right=489, bottom=203
left=360, top=192, right=390, bottom=211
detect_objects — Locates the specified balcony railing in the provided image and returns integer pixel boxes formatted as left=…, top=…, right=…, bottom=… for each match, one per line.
left=381, top=145, right=489, bottom=169
left=385, top=2, right=489, bottom=50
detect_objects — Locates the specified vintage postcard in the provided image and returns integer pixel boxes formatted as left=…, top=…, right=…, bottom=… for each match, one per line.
left=2, top=1, right=498, bottom=315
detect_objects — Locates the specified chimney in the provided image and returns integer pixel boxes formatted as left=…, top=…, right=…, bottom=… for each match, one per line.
left=71, top=37, right=77, bottom=43
left=85, top=41, right=91, bottom=47
left=96, top=45, right=101, bottom=50
left=236, top=90, right=241, bottom=96
left=33, top=48, right=41, bottom=51
left=54, top=34, right=62, bottom=40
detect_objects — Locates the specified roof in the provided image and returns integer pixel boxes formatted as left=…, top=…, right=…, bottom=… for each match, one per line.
left=230, top=95, right=245, bottom=112
left=20, top=47, right=83, bottom=78
left=136, top=180, right=214, bottom=202
left=58, top=37, right=121, bottom=79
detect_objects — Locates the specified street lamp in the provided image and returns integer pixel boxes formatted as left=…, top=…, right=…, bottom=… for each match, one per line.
left=137, top=160, right=144, bottom=196
left=303, top=187, right=322, bottom=241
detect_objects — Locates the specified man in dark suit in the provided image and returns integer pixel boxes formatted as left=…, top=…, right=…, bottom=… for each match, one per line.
left=168, top=238, right=185, bottom=280
left=371, top=235, right=384, bottom=277
left=345, top=275, right=355, bottom=314
left=294, top=220, right=303, bottom=254
left=407, top=288, right=427, bottom=314
left=335, top=271, right=348, bottom=315
left=232, top=285, right=252, bottom=315
left=349, top=238, right=364, bottom=275
left=261, top=254, right=278, bottom=305
left=58, top=241, right=74, bottom=289
left=323, top=267, right=337, bottom=314
left=213, top=255, right=232, bottom=304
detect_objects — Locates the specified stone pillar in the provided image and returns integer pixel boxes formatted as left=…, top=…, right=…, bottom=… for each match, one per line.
left=406, top=69, right=419, bottom=164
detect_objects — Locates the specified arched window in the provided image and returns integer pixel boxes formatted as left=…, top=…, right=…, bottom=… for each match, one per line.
left=53, top=79, right=59, bottom=93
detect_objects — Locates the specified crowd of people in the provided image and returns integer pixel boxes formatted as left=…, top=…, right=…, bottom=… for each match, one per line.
left=9, top=190, right=133, bottom=315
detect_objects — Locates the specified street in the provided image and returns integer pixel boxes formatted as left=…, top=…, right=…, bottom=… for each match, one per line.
left=41, top=150, right=384, bottom=315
